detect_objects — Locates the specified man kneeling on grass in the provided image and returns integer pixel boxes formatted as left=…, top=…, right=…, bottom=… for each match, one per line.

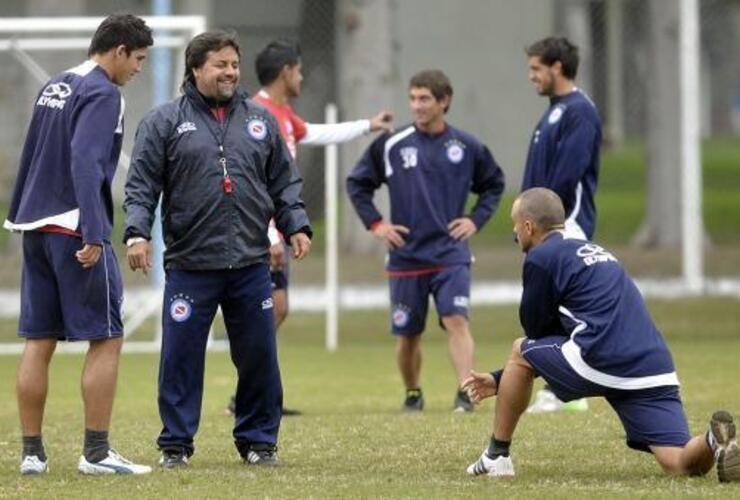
left=463, top=187, right=739, bottom=482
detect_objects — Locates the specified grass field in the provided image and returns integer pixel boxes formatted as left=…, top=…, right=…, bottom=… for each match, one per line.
left=0, top=298, right=739, bottom=498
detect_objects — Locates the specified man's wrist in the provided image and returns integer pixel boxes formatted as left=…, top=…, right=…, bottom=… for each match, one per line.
left=126, top=236, right=148, bottom=247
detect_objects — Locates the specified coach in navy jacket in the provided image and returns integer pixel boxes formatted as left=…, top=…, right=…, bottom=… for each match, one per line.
left=123, top=80, right=308, bottom=269
left=123, top=31, right=310, bottom=467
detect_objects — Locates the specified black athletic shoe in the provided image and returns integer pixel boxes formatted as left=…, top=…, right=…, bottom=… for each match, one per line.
left=712, top=410, right=739, bottom=483
left=158, top=449, right=189, bottom=469
left=243, top=445, right=279, bottom=466
left=453, top=389, right=474, bottom=413
left=402, top=388, right=424, bottom=412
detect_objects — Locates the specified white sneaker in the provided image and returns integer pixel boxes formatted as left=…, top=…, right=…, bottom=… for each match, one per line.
left=466, top=450, right=515, bottom=477
left=77, top=449, right=152, bottom=475
left=526, top=389, right=563, bottom=413
left=20, top=455, right=48, bottom=475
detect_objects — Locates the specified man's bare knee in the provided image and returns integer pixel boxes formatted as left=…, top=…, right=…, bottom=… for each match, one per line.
left=441, top=314, right=468, bottom=333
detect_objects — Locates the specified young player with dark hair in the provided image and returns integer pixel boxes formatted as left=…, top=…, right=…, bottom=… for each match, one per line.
left=5, top=13, right=153, bottom=475
left=347, top=69, right=505, bottom=413
left=225, top=38, right=393, bottom=417
left=521, top=36, right=603, bottom=413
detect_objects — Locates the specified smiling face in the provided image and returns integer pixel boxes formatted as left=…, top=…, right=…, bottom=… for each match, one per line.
left=409, top=86, right=448, bottom=130
left=527, top=55, right=558, bottom=97
left=110, top=46, right=148, bottom=86
left=193, top=46, right=240, bottom=101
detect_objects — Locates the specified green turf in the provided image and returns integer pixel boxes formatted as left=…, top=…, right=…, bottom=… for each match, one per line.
left=0, top=298, right=738, bottom=498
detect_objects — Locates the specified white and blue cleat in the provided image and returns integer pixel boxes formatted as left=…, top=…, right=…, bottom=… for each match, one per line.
left=77, top=449, right=152, bottom=475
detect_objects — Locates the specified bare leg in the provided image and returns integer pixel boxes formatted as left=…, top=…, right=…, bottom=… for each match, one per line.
left=81, top=337, right=122, bottom=431
left=397, top=335, right=422, bottom=389
left=492, top=338, right=536, bottom=440
left=441, top=315, right=474, bottom=386
left=272, top=289, right=289, bottom=330
left=17, top=339, right=57, bottom=436
left=651, top=437, right=714, bottom=476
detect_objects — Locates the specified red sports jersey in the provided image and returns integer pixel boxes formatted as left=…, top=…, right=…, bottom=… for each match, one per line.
left=253, top=90, right=306, bottom=159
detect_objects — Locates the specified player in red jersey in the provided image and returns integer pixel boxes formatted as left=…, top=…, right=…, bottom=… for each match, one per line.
left=226, top=39, right=392, bottom=417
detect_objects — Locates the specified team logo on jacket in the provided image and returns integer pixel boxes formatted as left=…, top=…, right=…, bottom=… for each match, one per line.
left=246, top=118, right=268, bottom=140
left=169, top=293, right=194, bottom=323
left=445, top=140, right=466, bottom=164
left=392, top=304, right=412, bottom=328
left=261, top=298, right=274, bottom=310
left=37, top=82, right=72, bottom=110
left=548, top=104, right=565, bottom=124
left=576, top=243, right=618, bottom=266
left=176, top=121, right=197, bottom=135
left=400, top=147, right=418, bottom=169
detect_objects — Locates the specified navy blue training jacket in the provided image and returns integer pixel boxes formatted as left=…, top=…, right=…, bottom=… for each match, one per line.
left=521, top=89, right=602, bottom=239
left=346, top=123, right=505, bottom=271
left=123, top=82, right=310, bottom=270
left=5, top=60, right=124, bottom=245
left=520, top=232, right=679, bottom=389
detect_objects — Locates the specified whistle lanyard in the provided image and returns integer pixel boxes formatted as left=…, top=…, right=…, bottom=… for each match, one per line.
left=203, top=104, right=234, bottom=195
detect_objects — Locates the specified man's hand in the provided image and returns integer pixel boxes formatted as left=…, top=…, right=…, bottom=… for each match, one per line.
left=76, top=243, right=102, bottom=269
left=371, top=221, right=410, bottom=250
left=269, top=241, right=286, bottom=270
left=369, top=111, right=394, bottom=133
left=290, top=232, right=311, bottom=260
left=461, top=370, right=498, bottom=403
left=448, top=217, right=477, bottom=241
left=127, top=240, right=152, bottom=275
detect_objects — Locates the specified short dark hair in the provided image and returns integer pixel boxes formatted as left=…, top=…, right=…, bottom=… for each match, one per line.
left=409, top=69, right=453, bottom=113
left=525, top=36, right=579, bottom=79
left=255, top=39, right=301, bottom=86
left=515, top=188, right=566, bottom=230
left=183, top=30, right=241, bottom=86
left=88, top=13, right=153, bottom=56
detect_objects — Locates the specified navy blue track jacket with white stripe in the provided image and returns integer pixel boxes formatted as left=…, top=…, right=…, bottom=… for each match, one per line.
left=521, top=89, right=602, bottom=239
left=346, top=123, right=505, bottom=271
left=521, top=232, right=678, bottom=390
left=4, top=61, right=124, bottom=245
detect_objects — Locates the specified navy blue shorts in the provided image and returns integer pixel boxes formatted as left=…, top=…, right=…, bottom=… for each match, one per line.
left=521, top=336, right=691, bottom=452
left=19, top=232, right=123, bottom=341
left=270, top=243, right=290, bottom=291
left=389, top=265, right=470, bottom=336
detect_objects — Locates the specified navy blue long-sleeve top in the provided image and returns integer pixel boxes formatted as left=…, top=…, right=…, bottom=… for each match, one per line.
left=5, top=60, right=124, bottom=245
left=347, top=123, right=505, bottom=271
left=520, top=232, right=679, bottom=390
left=521, top=89, right=602, bottom=239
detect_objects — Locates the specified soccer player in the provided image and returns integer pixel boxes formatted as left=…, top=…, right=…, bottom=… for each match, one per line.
left=124, top=31, right=311, bottom=468
left=4, top=14, right=153, bottom=475
left=346, top=69, right=505, bottom=412
left=521, top=36, right=603, bottom=413
left=464, top=188, right=739, bottom=482
left=226, top=38, right=392, bottom=417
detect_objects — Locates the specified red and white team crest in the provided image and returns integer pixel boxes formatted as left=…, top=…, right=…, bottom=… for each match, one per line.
left=392, top=304, right=411, bottom=328
left=247, top=118, right=268, bottom=140
left=169, top=297, right=193, bottom=323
